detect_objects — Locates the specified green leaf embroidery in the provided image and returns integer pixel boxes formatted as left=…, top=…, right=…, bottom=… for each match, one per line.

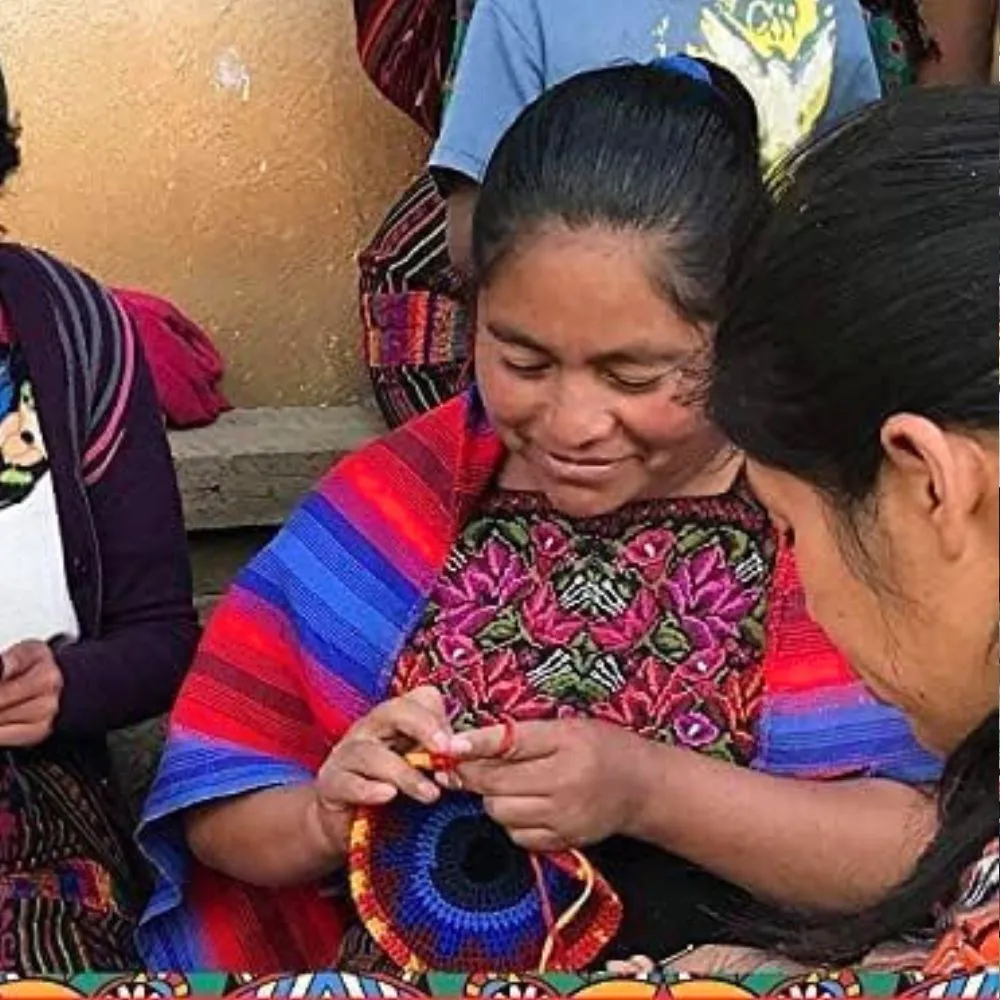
left=478, top=614, right=521, bottom=647
left=650, top=618, right=692, bottom=661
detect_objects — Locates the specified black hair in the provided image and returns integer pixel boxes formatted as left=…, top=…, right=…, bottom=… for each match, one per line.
left=472, top=59, right=766, bottom=327
left=710, top=86, right=998, bottom=962
left=0, top=64, right=20, bottom=187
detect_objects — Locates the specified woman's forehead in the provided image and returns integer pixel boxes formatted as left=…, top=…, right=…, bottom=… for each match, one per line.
left=480, top=228, right=704, bottom=360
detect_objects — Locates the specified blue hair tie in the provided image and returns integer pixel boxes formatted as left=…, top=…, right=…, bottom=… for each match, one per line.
left=650, top=53, right=713, bottom=87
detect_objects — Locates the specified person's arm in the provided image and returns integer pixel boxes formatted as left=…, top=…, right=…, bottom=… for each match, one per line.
left=444, top=176, right=480, bottom=280
left=625, top=740, right=937, bottom=912
left=918, top=0, right=997, bottom=84
left=457, top=720, right=936, bottom=913
left=429, top=0, right=544, bottom=273
left=186, top=784, right=344, bottom=888
left=54, top=330, right=199, bottom=735
left=185, top=685, right=461, bottom=888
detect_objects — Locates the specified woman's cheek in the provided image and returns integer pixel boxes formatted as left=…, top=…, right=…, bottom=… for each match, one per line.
left=627, top=394, right=703, bottom=446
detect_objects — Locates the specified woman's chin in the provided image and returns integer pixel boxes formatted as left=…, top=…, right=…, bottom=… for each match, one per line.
left=544, top=482, right=635, bottom=519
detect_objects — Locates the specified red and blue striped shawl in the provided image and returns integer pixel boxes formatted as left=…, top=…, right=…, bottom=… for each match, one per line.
left=137, top=389, right=939, bottom=971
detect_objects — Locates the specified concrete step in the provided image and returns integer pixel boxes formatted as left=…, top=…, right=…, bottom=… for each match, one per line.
left=169, top=404, right=384, bottom=532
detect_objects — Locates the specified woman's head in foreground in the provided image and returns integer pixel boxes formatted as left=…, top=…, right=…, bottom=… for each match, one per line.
left=712, top=86, right=997, bottom=758
left=472, top=58, right=765, bottom=517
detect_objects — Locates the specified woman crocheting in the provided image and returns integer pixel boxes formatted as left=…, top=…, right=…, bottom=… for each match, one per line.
left=138, top=59, right=938, bottom=973
left=617, top=83, right=999, bottom=987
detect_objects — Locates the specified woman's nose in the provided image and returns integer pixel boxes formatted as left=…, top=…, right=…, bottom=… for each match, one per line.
left=543, top=385, right=616, bottom=450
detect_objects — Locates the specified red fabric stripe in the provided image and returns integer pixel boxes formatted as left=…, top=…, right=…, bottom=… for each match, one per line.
left=762, top=543, right=856, bottom=694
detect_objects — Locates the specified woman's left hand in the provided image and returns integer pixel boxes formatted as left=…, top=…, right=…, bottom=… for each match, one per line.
left=0, top=640, right=64, bottom=746
left=450, top=719, right=648, bottom=851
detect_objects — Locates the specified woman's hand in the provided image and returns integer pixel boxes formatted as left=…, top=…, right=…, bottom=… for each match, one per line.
left=310, top=686, right=470, bottom=854
left=0, top=640, right=64, bottom=747
left=450, top=718, right=649, bottom=851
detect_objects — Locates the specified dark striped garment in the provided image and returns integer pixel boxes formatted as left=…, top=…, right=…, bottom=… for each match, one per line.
left=0, top=744, right=140, bottom=971
left=359, top=171, right=472, bottom=428
left=353, top=0, right=456, bottom=134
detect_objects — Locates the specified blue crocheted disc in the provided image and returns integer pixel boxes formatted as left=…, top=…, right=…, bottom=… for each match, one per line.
left=364, top=789, right=590, bottom=969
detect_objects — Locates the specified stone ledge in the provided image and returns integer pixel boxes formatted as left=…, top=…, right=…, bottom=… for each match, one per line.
left=169, top=405, right=384, bottom=532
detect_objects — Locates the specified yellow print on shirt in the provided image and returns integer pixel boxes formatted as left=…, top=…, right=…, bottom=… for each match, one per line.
left=656, top=1, right=837, bottom=165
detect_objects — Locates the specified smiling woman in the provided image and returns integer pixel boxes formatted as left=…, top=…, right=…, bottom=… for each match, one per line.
left=139, top=60, right=938, bottom=975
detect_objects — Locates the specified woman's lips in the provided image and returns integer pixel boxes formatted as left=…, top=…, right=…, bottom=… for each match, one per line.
left=536, top=449, right=630, bottom=484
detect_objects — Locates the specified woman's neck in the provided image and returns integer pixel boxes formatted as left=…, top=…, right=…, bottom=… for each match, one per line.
left=640, top=441, right=744, bottom=501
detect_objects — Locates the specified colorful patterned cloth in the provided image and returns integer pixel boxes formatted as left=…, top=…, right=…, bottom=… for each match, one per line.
left=358, top=171, right=471, bottom=429
left=0, top=745, right=141, bottom=972
left=396, top=488, right=770, bottom=754
left=2, top=967, right=998, bottom=999
left=861, top=1, right=938, bottom=92
left=137, top=389, right=939, bottom=972
left=344, top=485, right=772, bottom=971
left=924, top=832, right=999, bottom=975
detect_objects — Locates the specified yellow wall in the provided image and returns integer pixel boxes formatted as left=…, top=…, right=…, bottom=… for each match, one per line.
left=0, top=0, right=428, bottom=406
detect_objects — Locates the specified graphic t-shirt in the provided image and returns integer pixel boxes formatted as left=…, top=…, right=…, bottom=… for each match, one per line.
left=430, top=0, right=882, bottom=176
left=0, top=336, right=79, bottom=649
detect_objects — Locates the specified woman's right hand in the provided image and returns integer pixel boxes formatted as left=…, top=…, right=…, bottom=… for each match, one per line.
left=309, top=686, right=469, bottom=855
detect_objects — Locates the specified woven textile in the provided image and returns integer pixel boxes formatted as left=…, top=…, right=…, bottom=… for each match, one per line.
left=350, top=754, right=621, bottom=972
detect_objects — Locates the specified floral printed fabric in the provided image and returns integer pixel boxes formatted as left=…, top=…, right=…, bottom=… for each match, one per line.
left=393, top=484, right=775, bottom=765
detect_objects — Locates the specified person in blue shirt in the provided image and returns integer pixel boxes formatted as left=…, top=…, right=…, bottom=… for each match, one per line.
left=432, top=0, right=886, bottom=277
left=357, top=1, right=994, bottom=432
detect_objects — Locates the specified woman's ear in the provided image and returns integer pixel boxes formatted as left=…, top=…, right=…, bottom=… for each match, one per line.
left=880, top=414, right=993, bottom=561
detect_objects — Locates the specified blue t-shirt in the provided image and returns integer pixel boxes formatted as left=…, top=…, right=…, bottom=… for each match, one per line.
left=430, top=0, right=882, bottom=179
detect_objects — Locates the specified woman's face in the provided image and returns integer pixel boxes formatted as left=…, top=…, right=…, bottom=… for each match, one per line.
left=475, top=226, right=729, bottom=518
left=747, top=422, right=999, bottom=755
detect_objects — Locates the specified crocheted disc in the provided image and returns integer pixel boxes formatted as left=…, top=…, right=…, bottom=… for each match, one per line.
left=349, top=789, right=622, bottom=972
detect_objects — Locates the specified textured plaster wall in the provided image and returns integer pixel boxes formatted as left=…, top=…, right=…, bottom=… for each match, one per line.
left=0, top=0, right=428, bottom=406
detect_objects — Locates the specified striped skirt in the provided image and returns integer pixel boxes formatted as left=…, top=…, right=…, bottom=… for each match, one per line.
left=0, top=742, right=140, bottom=972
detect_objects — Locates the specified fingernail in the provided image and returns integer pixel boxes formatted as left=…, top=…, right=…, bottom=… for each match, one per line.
left=418, top=781, right=439, bottom=802
left=448, top=735, right=472, bottom=755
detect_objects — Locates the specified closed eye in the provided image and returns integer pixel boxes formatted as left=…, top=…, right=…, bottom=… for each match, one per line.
left=603, top=370, right=665, bottom=394
left=502, top=357, right=551, bottom=378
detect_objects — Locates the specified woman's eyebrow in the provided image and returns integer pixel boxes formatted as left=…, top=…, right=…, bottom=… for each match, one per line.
left=596, top=346, right=686, bottom=366
left=487, top=322, right=551, bottom=353
left=488, top=322, right=687, bottom=365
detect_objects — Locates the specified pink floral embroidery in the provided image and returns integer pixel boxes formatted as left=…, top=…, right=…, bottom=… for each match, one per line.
left=621, top=527, right=674, bottom=582
left=663, top=543, right=761, bottom=648
left=391, top=489, right=774, bottom=765
left=435, top=539, right=530, bottom=635
left=522, top=583, right=587, bottom=646
left=589, top=589, right=658, bottom=652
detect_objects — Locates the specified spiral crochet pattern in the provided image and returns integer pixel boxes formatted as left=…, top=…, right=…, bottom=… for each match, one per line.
left=349, top=766, right=621, bottom=973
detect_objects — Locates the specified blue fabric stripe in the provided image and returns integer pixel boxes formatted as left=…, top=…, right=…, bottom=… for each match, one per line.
left=142, top=733, right=314, bottom=824
left=756, top=701, right=941, bottom=782
left=273, top=531, right=401, bottom=655
left=231, top=493, right=424, bottom=703
left=299, top=492, right=420, bottom=609
left=240, top=562, right=387, bottom=703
